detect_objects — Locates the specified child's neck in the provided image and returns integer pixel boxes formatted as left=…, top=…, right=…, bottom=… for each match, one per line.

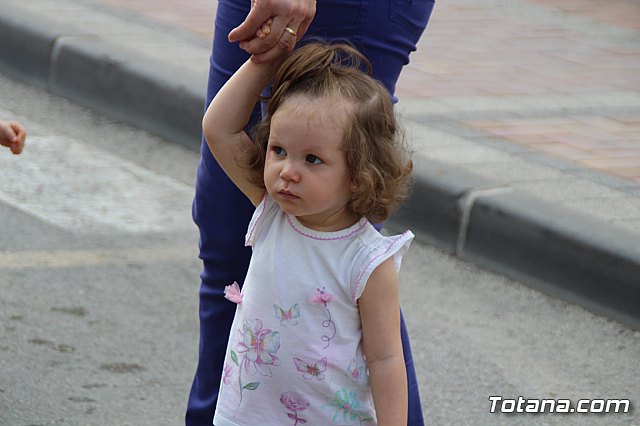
left=295, top=208, right=361, bottom=232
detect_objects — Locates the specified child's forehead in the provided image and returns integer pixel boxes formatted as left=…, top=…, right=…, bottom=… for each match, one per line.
left=277, top=95, right=353, bottom=123
left=269, top=101, right=347, bottom=151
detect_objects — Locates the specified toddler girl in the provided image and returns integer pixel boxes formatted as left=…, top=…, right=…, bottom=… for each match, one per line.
left=203, top=41, right=414, bottom=426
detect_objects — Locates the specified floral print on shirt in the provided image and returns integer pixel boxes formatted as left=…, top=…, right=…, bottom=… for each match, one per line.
left=280, top=391, right=310, bottom=425
left=232, top=319, right=281, bottom=411
left=324, top=388, right=375, bottom=424
left=346, top=357, right=366, bottom=383
left=293, top=356, right=327, bottom=381
left=311, top=287, right=336, bottom=348
left=274, top=303, right=301, bottom=326
left=236, top=318, right=281, bottom=377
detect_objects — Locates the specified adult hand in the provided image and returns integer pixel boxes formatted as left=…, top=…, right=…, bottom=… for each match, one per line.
left=228, top=0, right=317, bottom=63
left=0, top=120, right=26, bottom=155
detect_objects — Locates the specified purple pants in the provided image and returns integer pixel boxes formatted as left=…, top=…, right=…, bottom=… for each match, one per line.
left=187, top=1, right=435, bottom=424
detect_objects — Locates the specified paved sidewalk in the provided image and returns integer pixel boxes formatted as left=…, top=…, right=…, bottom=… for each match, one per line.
left=0, top=0, right=639, bottom=326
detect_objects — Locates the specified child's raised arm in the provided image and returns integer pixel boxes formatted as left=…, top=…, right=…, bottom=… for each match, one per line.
left=202, top=59, right=275, bottom=206
left=359, top=258, right=408, bottom=425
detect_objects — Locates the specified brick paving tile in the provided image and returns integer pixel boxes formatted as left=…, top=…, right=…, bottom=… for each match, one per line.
left=530, top=0, right=640, bottom=30
left=531, top=143, right=597, bottom=160
left=617, top=116, right=640, bottom=125
left=574, top=127, right=636, bottom=142
left=577, top=116, right=638, bottom=131
left=546, top=133, right=615, bottom=151
left=600, top=149, right=640, bottom=158
left=579, top=157, right=640, bottom=169
left=465, top=115, right=640, bottom=180
left=503, top=134, right=560, bottom=145
left=98, top=0, right=215, bottom=36
left=607, top=140, right=640, bottom=149
left=486, top=125, right=567, bottom=137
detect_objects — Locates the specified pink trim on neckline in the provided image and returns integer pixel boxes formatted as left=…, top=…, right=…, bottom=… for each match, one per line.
left=286, top=215, right=368, bottom=241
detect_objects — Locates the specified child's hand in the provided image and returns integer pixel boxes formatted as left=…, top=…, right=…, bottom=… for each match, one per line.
left=256, top=18, right=273, bottom=39
left=251, top=18, right=291, bottom=66
left=0, top=120, right=26, bottom=155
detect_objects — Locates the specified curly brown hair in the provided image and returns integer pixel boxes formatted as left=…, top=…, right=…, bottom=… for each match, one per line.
left=245, top=41, right=413, bottom=223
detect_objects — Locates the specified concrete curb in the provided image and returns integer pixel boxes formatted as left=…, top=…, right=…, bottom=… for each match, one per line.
left=0, top=3, right=205, bottom=150
left=389, top=157, right=498, bottom=253
left=1, top=4, right=639, bottom=328
left=464, top=191, right=640, bottom=327
left=389, top=157, right=640, bottom=329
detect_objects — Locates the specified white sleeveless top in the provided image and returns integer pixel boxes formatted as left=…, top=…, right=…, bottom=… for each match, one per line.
left=214, top=195, right=413, bottom=426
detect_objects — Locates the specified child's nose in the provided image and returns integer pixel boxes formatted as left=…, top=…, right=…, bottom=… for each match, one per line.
left=280, top=161, right=300, bottom=183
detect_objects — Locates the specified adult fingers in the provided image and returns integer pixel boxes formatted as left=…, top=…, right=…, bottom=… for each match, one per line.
left=296, top=16, right=312, bottom=41
left=239, top=15, right=295, bottom=56
left=250, top=22, right=299, bottom=64
left=294, top=0, right=316, bottom=39
left=231, top=0, right=316, bottom=54
left=227, top=1, right=272, bottom=43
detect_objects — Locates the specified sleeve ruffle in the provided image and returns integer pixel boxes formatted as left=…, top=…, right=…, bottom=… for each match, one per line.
left=351, top=230, right=414, bottom=302
left=245, top=194, right=279, bottom=247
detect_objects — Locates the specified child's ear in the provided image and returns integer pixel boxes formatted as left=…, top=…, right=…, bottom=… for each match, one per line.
left=349, top=184, right=360, bottom=202
left=349, top=179, right=358, bottom=193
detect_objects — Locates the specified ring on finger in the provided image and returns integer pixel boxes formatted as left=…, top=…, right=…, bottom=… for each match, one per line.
left=284, top=26, right=297, bottom=37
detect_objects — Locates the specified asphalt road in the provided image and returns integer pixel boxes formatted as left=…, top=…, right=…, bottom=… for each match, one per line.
left=1, top=73, right=639, bottom=425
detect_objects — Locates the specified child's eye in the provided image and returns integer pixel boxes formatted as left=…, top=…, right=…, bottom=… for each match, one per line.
left=306, top=154, right=322, bottom=165
left=272, top=146, right=286, bottom=157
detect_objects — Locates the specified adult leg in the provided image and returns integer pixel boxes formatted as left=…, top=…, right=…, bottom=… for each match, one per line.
left=186, top=1, right=256, bottom=424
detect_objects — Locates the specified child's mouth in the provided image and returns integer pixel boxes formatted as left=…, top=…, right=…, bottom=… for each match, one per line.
left=279, top=190, right=300, bottom=200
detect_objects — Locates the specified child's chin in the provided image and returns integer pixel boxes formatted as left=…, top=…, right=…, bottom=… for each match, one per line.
left=280, top=205, right=301, bottom=216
